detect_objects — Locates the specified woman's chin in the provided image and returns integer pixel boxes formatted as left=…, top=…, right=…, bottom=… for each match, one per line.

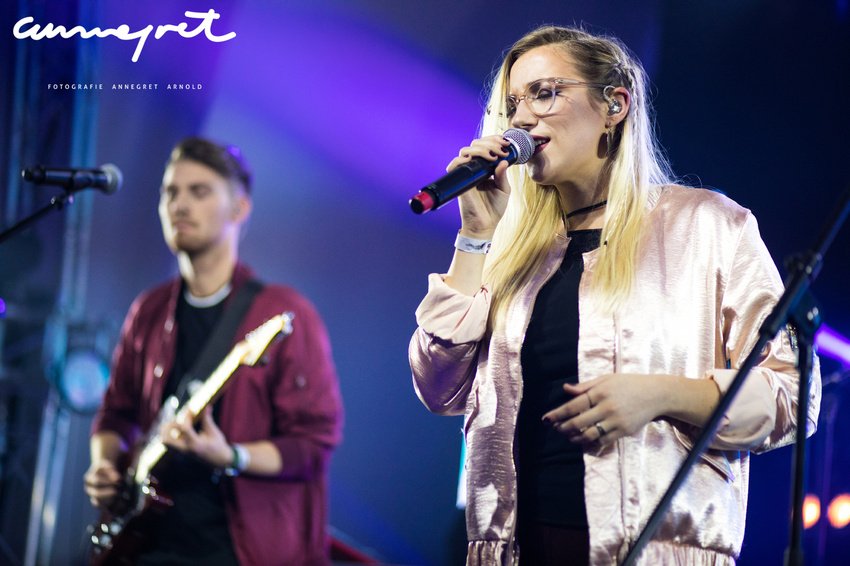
left=526, top=166, right=553, bottom=187
left=525, top=163, right=543, bottom=182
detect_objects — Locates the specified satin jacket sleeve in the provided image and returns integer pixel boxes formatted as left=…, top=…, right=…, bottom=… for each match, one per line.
left=409, top=273, right=492, bottom=416
left=705, top=212, right=820, bottom=453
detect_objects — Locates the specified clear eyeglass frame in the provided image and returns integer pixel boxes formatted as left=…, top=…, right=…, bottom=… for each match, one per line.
left=503, top=77, right=611, bottom=118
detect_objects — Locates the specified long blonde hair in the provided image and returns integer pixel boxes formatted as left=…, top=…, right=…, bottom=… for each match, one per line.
left=481, top=26, right=673, bottom=327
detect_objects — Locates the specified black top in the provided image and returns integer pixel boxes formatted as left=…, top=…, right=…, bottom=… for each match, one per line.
left=136, top=285, right=239, bottom=566
left=517, top=229, right=602, bottom=529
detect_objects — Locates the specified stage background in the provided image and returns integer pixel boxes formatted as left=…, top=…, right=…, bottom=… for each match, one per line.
left=1, top=1, right=849, bottom=565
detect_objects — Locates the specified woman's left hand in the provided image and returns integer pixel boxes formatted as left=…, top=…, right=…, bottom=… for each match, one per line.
left=543, top=373, right=721, bottom=446
left=542, top=373, right=669, bottom=447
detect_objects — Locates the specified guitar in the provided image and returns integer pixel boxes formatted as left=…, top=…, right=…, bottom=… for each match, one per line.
left=87, top=312, right=294, bottom=566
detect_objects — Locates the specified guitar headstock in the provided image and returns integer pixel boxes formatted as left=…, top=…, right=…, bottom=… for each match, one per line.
left=237, top=312, right=294, bottom=366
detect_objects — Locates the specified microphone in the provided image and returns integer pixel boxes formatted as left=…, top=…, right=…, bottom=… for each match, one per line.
left=410, top=128, right=535, bottom=214
left=22, top=164, right=123, bottom=194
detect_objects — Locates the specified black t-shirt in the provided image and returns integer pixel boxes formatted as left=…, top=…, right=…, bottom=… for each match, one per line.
left=136, top=285, right=240, bottom=566
left=517, top=229, right=601, bottom=528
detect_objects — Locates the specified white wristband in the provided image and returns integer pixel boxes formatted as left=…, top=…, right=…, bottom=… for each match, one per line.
left=455, top=232, right=492, bottom=254
left=233, top=443, right=250, bottom=472
left=224, top=443, right=251, bottom=476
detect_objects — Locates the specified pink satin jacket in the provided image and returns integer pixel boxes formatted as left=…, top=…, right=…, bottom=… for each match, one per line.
left=409, top=185, right=820, bottom=566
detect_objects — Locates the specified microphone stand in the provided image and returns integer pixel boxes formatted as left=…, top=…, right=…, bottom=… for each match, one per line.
left=622, top=182, right=850, bottom=566
left=0, top=185, right=76, bottom=246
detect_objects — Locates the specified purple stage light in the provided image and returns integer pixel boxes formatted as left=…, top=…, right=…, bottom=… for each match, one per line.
left=209, top=4, right=482, bottom=211
left=815, top=324, right=850, bottom=365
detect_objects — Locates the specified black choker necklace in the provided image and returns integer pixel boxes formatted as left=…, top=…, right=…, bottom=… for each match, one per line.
left=565, top=200, right=608, bottom=220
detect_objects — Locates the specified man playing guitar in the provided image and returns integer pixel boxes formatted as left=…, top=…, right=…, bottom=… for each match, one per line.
left=84, top=137, right=343, bottom=565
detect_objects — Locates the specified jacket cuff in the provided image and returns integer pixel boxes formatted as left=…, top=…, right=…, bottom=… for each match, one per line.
left=414, top=273, right=490, bottom=344
left=706, top=368, right=776, bottom=450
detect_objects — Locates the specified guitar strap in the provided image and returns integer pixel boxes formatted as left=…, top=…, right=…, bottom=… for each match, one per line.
left=172, top=278, right=265, bottom=406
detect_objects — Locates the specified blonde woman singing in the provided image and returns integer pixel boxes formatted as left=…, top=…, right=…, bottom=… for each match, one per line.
left=409, top=25, right=820, bottom=566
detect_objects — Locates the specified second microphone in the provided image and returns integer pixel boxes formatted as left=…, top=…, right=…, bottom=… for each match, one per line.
left=409, top=128, right=535, bottom=214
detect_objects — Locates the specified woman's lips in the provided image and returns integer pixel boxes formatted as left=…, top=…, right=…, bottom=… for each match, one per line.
left=533, top=137, right=549, bottom=155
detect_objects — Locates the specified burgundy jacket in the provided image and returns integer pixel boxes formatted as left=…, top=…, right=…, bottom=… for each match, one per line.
left=91, top=263, right=344, bottom=565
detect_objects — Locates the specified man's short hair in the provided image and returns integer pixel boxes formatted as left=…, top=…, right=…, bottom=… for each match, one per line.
left=167, top=137, right=253, bottom=194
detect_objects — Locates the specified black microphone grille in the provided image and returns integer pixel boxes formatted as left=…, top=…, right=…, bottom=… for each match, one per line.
left=503, top=129, right=535, bottom=164
left=100, top=163, right=123, bottom=194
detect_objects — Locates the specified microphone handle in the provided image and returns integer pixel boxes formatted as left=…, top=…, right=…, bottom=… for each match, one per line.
left=410, top=155, right=515, bottom=214
left=409, top=128, right=533, bottom=215
left=23, top=166, right=98, bottom=189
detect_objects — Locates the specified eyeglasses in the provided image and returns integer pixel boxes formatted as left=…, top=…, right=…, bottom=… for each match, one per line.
left=505, top=77, right=611, bottom=119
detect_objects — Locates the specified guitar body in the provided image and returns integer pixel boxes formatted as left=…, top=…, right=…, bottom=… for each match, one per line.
left=86, top=313, right=293, bottom=566
left=88, top=472, right=173, bottom=566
